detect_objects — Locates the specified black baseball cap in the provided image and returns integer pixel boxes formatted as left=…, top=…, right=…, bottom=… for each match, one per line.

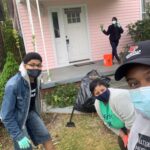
left=115, top=40, right=150, bottom=81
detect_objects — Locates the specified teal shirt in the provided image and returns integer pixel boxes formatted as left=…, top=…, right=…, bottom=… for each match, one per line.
left=99, top=101, right=125, bottom=129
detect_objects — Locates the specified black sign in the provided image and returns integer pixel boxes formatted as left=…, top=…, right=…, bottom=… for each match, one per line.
left=134, top=133, right=150, bottom=150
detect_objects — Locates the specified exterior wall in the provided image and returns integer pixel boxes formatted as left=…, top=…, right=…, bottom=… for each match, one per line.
left=17, top=2, right=56, bottom=70
left=87, top=0, right=141, bottom=60
left=17, top=0, right=141, bottom=69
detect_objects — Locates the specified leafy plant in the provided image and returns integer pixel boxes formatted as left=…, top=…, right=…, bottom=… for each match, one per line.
left=44, top=83, right=79, bottom=107
left=127, top=19, right=150, bottom=42
left=0, top=52, right=18, bottom=105
left=1, top=20, right=25, bottom=64
left=119, top=45, right=130, bottom=63
left=127, top=4, right=150, bottom=42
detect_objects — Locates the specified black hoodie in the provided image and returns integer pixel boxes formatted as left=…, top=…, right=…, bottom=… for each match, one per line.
left=103, top=24, right=124, bottom=42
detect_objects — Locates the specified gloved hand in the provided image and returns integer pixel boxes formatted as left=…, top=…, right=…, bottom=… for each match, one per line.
left=100, top=24, right=104, bottom=31
left=117, top=22, right=121, bottom=27
left=122, top=135, right=128, bottom=147
left=17, top=136, right=31, bottom=149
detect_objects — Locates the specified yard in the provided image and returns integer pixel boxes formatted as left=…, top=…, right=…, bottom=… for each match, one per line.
left=0, top=113, right=120, bottom=150
left=0, top=77, right=127, bottom=150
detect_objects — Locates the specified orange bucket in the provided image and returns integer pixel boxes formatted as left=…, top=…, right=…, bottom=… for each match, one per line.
left=103, top=54, right=112, bottom=66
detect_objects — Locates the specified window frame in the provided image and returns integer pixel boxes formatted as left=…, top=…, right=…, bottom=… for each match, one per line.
left=141, top=0, right=150, bottom=19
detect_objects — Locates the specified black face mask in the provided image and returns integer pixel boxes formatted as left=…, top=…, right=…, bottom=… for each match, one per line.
left=95, top=89, right=110, bottom=103
left=27, top=69, right=41, bottom=78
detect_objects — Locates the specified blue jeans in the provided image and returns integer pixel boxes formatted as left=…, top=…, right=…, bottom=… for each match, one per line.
left=14, top=111, right=51, bottom=150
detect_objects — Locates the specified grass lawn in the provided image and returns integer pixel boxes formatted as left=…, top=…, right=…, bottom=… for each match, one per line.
left=0, top=113, right=120, bottom=150
left=45, top=113, right=120, bottom=150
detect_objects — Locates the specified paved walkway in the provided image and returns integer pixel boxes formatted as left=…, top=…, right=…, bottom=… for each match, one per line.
left=41, top=60, right=119, bottom=89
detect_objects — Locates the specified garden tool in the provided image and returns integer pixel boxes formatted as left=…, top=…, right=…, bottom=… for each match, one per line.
left=66, top=106, right=75, bottom=127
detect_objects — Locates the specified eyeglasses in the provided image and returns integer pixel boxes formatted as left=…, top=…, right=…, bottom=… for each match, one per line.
left=26, top=63, right=42, bottom=68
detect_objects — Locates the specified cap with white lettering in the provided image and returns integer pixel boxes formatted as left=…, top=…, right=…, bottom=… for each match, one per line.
left=115, top=40, right=150, bottom=80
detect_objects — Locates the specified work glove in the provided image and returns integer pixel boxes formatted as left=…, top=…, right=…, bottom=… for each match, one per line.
left=100, top=24, right=104, bottom=31
left=122, top=135, right=128, bottom=148
left=17, top=136, right=31, bottom=149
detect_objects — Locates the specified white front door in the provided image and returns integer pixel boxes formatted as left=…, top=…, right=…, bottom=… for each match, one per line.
left=63, top=6, right=90, bottom=63
left=51, top=8, right=68, bottom=66
left=50, top=6, right=90, bottom=66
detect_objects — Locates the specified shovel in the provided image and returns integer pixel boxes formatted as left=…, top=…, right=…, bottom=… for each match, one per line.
left=66, top=106, right=75, bottom=127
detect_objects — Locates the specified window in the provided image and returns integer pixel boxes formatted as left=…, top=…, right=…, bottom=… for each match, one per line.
left=141, top=0, right=150, bottom=19
left=64, top=7, right=81, bottom=24
left=52, top=12, right=60, bottom=38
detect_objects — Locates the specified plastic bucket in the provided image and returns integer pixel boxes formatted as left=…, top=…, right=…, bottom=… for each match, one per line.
left=103, top=54, right=112, bottom=66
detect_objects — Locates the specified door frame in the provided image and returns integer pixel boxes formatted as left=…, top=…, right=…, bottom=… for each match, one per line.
left=48, top=4, right=92, bottom=67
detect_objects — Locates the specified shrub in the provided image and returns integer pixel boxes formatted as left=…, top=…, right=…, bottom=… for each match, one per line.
left=127, top=19, right=150, bottom=42
left=127, top=3, right=150, bottom=42
left=119, top=44, right=131, bottom=63
left=0, top=52, right=18, bottom=105
left=44, top=83, right=79, bottom=107
left=1, top=20, right=25, bottom=64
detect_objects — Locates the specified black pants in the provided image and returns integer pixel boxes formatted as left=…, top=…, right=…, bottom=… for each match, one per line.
left=110, top=40, right=120, bottom=63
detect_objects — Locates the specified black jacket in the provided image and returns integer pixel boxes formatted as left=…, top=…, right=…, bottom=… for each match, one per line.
left=103, top=24, right=123, bottom=42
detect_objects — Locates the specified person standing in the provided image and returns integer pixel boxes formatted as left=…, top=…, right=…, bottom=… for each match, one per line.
left=115, top=40, right=150, bottom=150
left=0, top=52, right=55, bottom=150
left=100, top=17, right=124, bottom=64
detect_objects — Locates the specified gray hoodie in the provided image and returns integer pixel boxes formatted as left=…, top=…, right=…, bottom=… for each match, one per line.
left=94, top=88, right=136, bottom=135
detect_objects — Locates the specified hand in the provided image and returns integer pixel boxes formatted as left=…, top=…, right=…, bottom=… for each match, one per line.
left=117, top=22, right=121, bottom=27
left=100, top=24, right=104, bottom=31
left=17, top=137, right=31, bottom=149
left=122, top=135, right=128, bottom=147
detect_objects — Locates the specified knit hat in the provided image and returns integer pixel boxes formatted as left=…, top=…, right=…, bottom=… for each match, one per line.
left=115, top=40, right=150, bottom=80
left=23, top=52, right=42, bottom=64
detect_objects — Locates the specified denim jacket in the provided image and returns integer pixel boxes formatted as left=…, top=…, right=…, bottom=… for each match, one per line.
left=0, top=63, right=41, bottom=141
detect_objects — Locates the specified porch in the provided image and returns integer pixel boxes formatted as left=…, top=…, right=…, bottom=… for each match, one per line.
left=41, top=60, right=119, bottom=89
left=16, top=0, right=139, bottom=73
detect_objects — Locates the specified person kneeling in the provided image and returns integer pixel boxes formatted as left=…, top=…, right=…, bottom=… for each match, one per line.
left=90, top=78, right=136, bottom=150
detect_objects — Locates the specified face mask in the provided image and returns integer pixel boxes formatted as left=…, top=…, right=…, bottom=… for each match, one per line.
left=96, top=89, right=110, bottom=103
left=112, top=20, right=116, bottom=24
left=27, top=69, right=41, bottom=78
left=130, top=86, right=150, bottom=119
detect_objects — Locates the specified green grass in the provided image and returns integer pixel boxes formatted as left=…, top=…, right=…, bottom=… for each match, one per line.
left=44, top=113, right=120, bottom=150
left=0, top=113, right=120, bottom=150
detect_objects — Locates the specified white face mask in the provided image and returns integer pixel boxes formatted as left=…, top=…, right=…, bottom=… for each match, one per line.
left=112, top=20, right=116, bottom=24
left=129, top=86, right=150, bottom=119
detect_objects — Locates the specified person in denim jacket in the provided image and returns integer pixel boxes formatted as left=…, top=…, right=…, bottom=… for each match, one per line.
left=0, top=52, right=55, bottom=150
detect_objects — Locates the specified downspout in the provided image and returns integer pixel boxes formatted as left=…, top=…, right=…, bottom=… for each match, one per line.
left=26, top=0, right=38, bottom=52
left=36, top=0, right=50, bottom=80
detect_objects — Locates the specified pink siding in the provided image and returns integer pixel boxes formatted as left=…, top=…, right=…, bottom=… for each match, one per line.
left=87, top=0, right=141, bottom=60
left=17, top=0, right=141, bottom=69
left=18, top=3, right=56, bottom=70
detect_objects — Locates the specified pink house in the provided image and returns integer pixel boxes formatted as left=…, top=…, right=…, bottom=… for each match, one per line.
left=15, top=0, right=146, bottom=72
